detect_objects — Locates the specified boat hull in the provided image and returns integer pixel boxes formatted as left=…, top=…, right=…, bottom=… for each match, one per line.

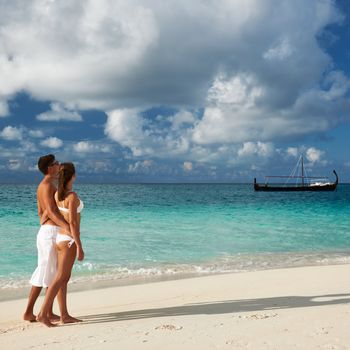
left=254, top=170, right=338, bottom=192
left=254, top=184, right=337, bottom=192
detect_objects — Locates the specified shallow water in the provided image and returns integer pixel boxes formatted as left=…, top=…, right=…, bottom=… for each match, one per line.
left=1, top=183, right=349, bottom=291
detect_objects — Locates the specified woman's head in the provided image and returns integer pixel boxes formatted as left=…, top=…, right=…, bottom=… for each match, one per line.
left=57, top=162, right=76, bottom=201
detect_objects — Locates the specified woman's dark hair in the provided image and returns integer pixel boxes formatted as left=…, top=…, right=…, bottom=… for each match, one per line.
left=38, top=154, right=55, bottom=175
left=58, top=162, right=76, bottom=201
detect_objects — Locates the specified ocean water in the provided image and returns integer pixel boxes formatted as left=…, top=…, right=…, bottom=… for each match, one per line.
left=1, top=184, right=350, bottom=293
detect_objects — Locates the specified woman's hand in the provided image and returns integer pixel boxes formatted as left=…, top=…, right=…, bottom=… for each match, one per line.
left=77, top=246, right=85, bottom=261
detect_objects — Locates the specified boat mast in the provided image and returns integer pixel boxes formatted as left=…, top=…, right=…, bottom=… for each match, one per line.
left=301, top=154, right=304, bottom=186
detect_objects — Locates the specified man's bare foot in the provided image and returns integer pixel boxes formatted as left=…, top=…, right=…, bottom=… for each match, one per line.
left=23, top=312, right=37, bottom=322
left=48, top=313, right=60, bottom=322
left=60, top=315, right=83, bottom=324
left=36, top=313, right=57, bottom=328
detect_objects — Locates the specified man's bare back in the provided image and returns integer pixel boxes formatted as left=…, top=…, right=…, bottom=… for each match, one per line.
left=37, top=178, right=58, bottom=226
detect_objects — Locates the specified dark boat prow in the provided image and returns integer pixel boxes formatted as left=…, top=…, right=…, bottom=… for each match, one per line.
left=333, top=170, right=339, bottom=186
left=254, top=156, right=338, bottom=192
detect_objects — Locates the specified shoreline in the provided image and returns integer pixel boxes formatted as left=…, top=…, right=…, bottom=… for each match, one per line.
left=1, top=264, right=350, bottom=349
left=2, top=251, right=350, bottom=302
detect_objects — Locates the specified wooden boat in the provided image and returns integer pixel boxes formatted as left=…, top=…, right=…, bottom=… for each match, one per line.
left=254, top=155, right=338, bottom=192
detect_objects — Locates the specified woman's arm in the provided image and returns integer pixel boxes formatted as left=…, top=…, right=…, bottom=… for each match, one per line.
left=68, top=193, right=84, bottom=261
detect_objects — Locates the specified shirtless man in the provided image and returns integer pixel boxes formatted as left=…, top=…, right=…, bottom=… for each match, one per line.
left=23, top=154, right=71, bottom=323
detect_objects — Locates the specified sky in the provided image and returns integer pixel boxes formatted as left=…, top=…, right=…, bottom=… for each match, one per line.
left=0, top=0, right=349, bottom=183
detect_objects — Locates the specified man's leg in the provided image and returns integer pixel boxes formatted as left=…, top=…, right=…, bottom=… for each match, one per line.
left=23, top=286, right=42, bottom=321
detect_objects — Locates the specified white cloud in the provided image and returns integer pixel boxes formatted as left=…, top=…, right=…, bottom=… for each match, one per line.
left=36, top=103, right=82, bottom=122
left=287, top=147, right=299, bottom=157
left=0, top=125, right=45, bottom=143
left=306, top=147, right=324, bottom=163
left=0, top=0, right=348, bottom=177
left=28, top=164, right=38, bottom=172
left=207, top=73, right=263, bottom=107
left=0, top=0, right=158, bottom=110
left=284, top=146, right=326, bottom=164
left=128, top=159, right=153, bottom=173
left=0, top=100, right=9, bottom=117
left=8, top=159, right=21, bottom=170
left=40, top=137, right=63, bottom=149
left=183, top=161, right=193, bottom=172
left=105, top=109, right=145, bottom=156
left=105, top=108, right=194, bottom=159
left=28, top=129, right=44, bottom=138
left=73, top=141, right=111, bottom=153
left=263, top=38, right=294, bottom=61
left=74, top=141, right=94, bottom=153
left=171, top=111, right=197, bottom=130
left=19, top=140, right=37, bottom=153
left=83, top=160, right=112, bottom=173
left=322, top=70, right=350, bottom=101
left=0, top=126, right=22, bottom=140
left=238, top=142, right=274, bottom=158
left=192, top=68, right=349, bottom=145
left=0, top=0, right=345, bottom=115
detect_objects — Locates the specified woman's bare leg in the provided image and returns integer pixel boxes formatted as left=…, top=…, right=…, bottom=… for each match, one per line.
left=37, top=243, right=76, bottom=327
left=56, top=244, right=81, bottom=323
left=57, top=283, right=82, bottom=323
left=46, top=288, right=60, bottom=322
left=56, top=285, right=68, bottom=318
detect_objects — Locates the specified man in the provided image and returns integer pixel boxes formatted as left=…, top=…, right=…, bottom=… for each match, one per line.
left=23, top=154, right=70, bottom=324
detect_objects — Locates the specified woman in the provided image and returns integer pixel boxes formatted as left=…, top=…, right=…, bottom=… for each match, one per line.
left=37, top=162, right=85, bottom=327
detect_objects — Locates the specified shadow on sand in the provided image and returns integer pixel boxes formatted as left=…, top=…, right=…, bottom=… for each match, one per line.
left=78, top=293, right=350, bottom=325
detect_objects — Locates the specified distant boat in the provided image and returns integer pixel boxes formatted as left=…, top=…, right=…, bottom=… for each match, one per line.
left=254, top=155, right=338, bottom=192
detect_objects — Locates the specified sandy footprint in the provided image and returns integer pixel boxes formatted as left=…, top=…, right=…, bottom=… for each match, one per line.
left=0, top=323, right=30, bottom=335
left=155, top=324, right=183, bottom=331
left=244, top=313, right=278, bottom=320
left=225, top=339, right=250, bottom=348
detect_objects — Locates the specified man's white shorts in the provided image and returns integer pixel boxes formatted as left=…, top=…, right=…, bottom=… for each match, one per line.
left=29, top=225, right=59, bottom=288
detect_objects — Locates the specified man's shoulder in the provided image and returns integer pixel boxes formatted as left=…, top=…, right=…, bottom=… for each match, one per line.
left=38, top=180, right=56, bottom=193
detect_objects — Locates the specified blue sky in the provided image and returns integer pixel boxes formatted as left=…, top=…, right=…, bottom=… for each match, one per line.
left=0, top=0, right=349, bottom=183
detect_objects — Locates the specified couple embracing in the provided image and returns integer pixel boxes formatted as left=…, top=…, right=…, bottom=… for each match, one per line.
left=23, top=154, right=85, bottom=327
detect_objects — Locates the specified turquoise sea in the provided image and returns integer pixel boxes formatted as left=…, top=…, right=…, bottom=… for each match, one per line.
left=1, top=184, right=350, bottom=294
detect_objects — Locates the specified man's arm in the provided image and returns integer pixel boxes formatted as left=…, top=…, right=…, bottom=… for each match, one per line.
left=37, top=200, right=42, bottom=219
left=41, top=183, right=70, bottom=232
left=37, top=201, right=48, bottom=225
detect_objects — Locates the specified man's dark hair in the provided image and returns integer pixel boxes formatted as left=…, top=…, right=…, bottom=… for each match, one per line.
left=38, top=154, right=55, bottom=175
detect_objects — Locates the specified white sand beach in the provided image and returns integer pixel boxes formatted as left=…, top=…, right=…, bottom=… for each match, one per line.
left=1, top=264, right=350, bottom=350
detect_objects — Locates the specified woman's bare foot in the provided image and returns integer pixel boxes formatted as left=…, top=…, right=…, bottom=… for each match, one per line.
left=48, top=313, right=60, bottom=322
left=36, top=313, right=57, bottom=328
left=23, top=312, right=37, bottom=322
left=60, top=315, right=83, bottom=324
